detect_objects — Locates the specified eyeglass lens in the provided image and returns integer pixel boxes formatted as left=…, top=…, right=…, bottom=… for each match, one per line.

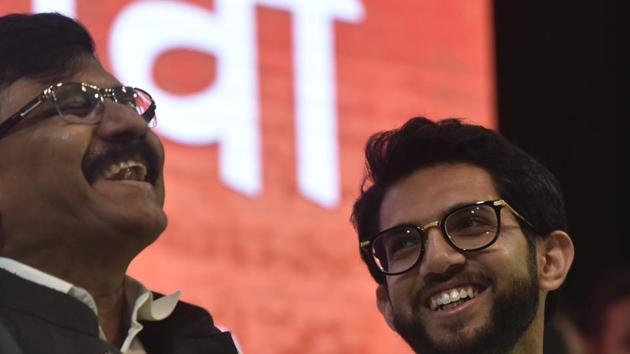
left=52, top=83, right=101, bottom=123
left=52, top=84, right=154, bottom=125
left=372, top=203, right=499, bottom=274
left=133, top=90, right=153, bottom=118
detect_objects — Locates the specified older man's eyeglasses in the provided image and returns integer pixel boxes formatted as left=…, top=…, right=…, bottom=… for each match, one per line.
left=360, top=199, right=533, bottom=275
left=0, top=82, right=156, bottom=138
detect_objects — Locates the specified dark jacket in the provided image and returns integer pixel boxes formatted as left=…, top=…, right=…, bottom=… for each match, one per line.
left=0, top=268, right=238, bottom=354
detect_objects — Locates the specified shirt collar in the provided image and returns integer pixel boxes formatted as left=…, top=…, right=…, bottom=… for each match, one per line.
left=0, top=256, right=75, bottom=294
left=120, top=275, right=181, bottom=351
left=0, top=256, right=180, bottom=349
left=124, top=275, right=181, bottom=321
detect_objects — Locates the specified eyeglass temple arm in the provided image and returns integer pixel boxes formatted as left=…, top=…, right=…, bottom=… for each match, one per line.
left=0, top=96, right=45, bottom=137
left=493, top=199, right=538, bottom=231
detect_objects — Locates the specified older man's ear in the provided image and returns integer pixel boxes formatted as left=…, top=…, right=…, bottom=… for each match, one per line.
left=537, top=230, right=574, bottom=292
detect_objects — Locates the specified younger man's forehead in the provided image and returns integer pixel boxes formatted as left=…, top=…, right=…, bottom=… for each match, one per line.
left=378, top=163, right=500, bottom=230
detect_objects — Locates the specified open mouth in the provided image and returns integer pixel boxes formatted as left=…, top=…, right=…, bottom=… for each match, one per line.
left=102, top=159, right=149, bottom=182
left=82, top=143, right=160, bottom=186
left=427, top=285, right=486, bottom=311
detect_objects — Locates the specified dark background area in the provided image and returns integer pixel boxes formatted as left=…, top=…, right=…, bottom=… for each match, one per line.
left=494, top=0, right=628, bottom=331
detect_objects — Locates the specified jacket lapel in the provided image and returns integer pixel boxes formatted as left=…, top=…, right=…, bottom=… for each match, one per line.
left=138, top=299, right=238, bottom=354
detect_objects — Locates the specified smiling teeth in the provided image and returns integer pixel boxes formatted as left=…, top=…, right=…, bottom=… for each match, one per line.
left=103, top=160, right=148, bottom=181
left=429, top=286, right=477, bottom=311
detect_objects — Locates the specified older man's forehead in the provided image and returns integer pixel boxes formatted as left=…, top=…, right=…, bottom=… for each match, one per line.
left=65, top=58, right=122, bottom=87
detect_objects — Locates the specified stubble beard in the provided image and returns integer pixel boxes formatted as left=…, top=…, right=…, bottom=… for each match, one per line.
left=391, top=249, right=539, bottom=354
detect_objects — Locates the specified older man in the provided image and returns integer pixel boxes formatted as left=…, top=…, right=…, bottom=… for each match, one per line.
left=352, top=117, right=574, bottom=354
left=0, top=13, right=238, bottom=354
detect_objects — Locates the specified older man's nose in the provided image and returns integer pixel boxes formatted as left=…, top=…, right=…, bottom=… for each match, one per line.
left=94, top=102, right=148, bottom=141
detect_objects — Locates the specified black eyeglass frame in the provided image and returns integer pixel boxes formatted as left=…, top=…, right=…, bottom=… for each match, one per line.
left=359, top=199, right=534, bottom=275
left=0, top=82, right=156, bottom=139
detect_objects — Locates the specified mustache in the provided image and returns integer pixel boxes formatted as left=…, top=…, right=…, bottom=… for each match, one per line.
left=81, top=141, right=160, bottom=185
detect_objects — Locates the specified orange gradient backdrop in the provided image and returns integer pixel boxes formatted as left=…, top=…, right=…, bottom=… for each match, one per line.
left=1, top=1, right=495, bottom=353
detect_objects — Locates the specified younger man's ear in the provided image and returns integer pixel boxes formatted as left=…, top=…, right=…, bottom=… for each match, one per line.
left=376, top=285, right=396, bottom=331
left=538, top=230, right=575, bottom=291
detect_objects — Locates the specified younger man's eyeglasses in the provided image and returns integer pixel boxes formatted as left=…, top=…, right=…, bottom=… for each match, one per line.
left=360, top=199, right=533, bottom=275
left=0, top=81, right=156, bottom=138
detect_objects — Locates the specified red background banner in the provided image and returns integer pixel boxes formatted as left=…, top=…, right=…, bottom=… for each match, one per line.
left=1, top=1, right=494, bottom=352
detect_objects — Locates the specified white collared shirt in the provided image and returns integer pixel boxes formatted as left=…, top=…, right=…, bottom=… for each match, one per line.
left=0, top=257, right=180, bottom=354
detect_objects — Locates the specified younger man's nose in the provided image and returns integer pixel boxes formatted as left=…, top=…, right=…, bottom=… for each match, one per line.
left=419, top=227, right=466, bottom=277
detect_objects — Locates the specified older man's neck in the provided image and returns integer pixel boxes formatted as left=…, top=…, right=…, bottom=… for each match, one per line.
left=50, top=262, right=129, bottom=348
left=8, top=246, right=130, bottom=290
left=94, top=285, right=127, bottom=348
